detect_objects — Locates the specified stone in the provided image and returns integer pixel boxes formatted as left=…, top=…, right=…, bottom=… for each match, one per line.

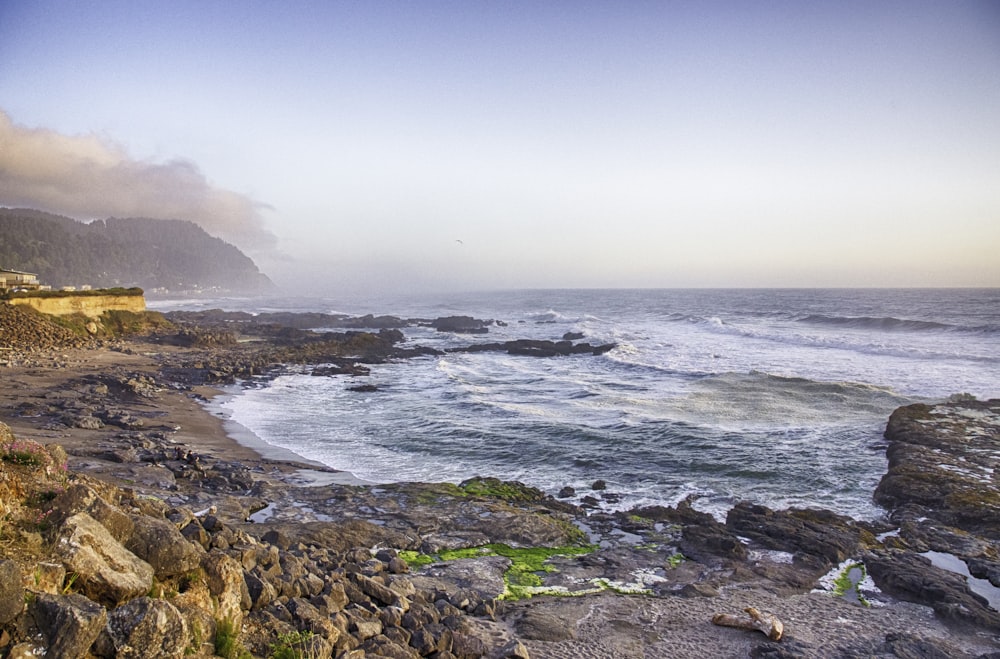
left=875, top=400, right=1000, bottom=536
left=126, top=514, right=205, bottom=578
left=104, top=596, right=190, bottom=659
left=451, top=633, right=487, bottom=659
left=351, top=572, right=401, bottom=606
left=351, top=617, right=383, bottom=641
left=49, top=484, right=134, bottom=543
left=203, top=552, right=249, bottom=628
left=409, top=627, right=439, bottom=655
left=244, top=571, right=278, bottom=610
left=6, top=643, right=45, bottom=659
left=431, top=316, right=491, bottom=334
left=0, top=561, right=23, bottom=624
left=362, top=635, right=420, bottom=659
left=32, top=592, right=108, bottom=659
left=55, top=512, right=153, bottom=606
left=680, top=582, right=720, bottom=598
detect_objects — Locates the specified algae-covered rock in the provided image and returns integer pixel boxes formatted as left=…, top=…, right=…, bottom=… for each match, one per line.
left=875, top=399, right=1000, bottom=537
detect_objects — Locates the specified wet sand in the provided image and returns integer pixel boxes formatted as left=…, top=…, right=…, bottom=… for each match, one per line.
left=0, top=345, right=262, bottom=463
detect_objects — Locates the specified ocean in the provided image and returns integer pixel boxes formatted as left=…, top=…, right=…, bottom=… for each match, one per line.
left=149, top=288, right=1000, bottom=521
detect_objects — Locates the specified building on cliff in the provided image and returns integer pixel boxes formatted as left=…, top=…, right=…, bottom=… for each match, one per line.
left=0, top=268, right=41, bottom=291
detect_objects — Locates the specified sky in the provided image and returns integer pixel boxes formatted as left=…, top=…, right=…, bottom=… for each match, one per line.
left=1, top=1, right=998, bottom=294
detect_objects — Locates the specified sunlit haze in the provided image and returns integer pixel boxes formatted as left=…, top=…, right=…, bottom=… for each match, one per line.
left=1, top=1, right=998, bottom=294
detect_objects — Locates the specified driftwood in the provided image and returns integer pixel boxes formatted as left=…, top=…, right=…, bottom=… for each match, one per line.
left=712, top=607, right=784, bottom=641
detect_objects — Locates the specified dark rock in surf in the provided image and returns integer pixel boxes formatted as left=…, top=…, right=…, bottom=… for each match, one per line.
left=874, top=399, right=1000, bottom=537
left=726, top=503, right=866, bottom=568
left=311, top=360, right=372, bottom=377
left=431, top=316, right=492, bottom=334
left=447, top=339, right=616, bottom=358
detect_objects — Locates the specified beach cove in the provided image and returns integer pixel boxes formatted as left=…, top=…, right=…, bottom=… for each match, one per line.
left=0, top=303, right=999, bottom=657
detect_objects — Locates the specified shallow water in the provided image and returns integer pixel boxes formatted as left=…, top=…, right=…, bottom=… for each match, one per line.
left=154, top=288, right=1000, bottom=519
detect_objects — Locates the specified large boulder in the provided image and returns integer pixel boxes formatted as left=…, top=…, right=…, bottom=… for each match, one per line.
left=431, top=316, right=491, bottom=334
left=203, top=551, right=249, bottom=628
left=0, top=560, right=24, bottom=624
left=101, top=597, right=190, bottom=659
left=54, top=512, right=153, bottom=606
left=31, top=592, right=108, bottom=659
left=126, top=515, right=205, bottom=578
left=48, top=484, right=134, bottom=543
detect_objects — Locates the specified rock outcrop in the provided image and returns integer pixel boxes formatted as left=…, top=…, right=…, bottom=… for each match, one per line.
left=875, top=399, right=1000, bottom=536
left=868, top=399, right=1000, bottom=631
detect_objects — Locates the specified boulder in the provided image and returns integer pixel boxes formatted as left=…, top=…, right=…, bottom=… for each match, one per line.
left=431, top=316, right=491, bottom=334
left=48, top=484, right=134, bottom=543
left=102, top=597, right=190, bottom=659
left=244, top=571, right=278, bottom=610
left=126, top=515, right=205, bottom=578
left=203, top=552, right=249, bottom=627
left=0, top=560, right=24, bottom=624
left=31, top=592, right=108, bottom=659
left=54, top=512, right=153, bottom=606
left=350, top=572, right=402, bottom=607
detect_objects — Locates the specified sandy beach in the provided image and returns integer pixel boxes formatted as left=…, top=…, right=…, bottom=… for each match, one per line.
left=1, top=346, right=261, bottom=467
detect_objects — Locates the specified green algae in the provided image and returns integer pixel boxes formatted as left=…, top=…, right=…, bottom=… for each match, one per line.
left=397, top=551, right=435, bottom=569
left=459, top=477, right=545, bottom=502
left=832, top=562, right=871, bottom=607
left=397, top=543, right=667, bottom=600
left=412, top=482, right=466, bottom=504
left=399, top=543, right=597, bottom=601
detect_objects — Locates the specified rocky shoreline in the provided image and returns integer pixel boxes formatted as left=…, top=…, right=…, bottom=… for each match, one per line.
left=1, top=310, right=999, bottom=658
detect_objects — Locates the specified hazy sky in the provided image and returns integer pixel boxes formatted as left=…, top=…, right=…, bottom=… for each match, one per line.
left=1, top=1, right=998, bottom=293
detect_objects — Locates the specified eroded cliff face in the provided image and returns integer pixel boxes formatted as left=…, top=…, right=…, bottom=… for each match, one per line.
left=7, top=294, right=146, bottom=318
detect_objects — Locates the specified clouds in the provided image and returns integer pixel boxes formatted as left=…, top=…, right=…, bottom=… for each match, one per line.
left=0, top=111, right=275, bottom=251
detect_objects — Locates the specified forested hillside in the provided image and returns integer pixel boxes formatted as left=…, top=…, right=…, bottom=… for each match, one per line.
left=0, top=208, right=273, bottom=294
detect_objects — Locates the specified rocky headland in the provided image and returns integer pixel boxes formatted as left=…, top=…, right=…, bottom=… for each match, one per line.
left=0, top=307, right=998, bottom=658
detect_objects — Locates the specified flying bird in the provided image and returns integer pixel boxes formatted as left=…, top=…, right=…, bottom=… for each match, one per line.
left=455, top=239, right=464, bottom=246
